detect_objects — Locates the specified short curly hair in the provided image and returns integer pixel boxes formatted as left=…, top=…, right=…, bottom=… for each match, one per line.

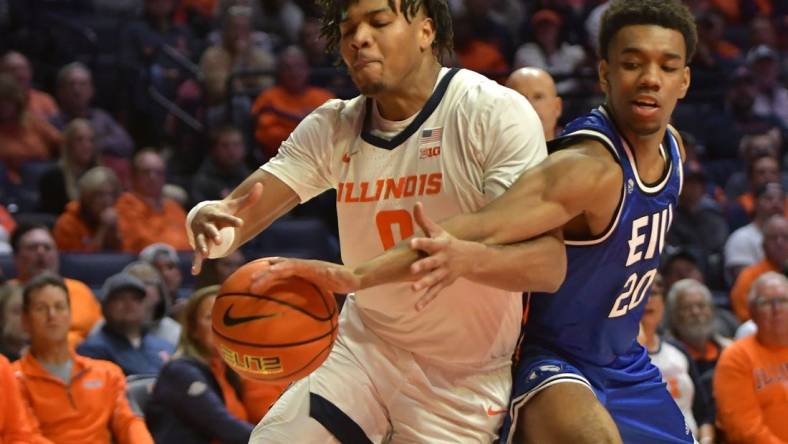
left=318, top=0, right=453, bottom=58
left=599, top=0, right=697, bottom=64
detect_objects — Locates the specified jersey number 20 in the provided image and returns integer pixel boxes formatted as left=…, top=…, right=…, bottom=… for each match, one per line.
left=608, top=269, right=657, bottom=318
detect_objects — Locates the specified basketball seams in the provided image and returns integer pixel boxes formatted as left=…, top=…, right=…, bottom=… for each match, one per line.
left=216, top=291, right=336, bottom=322
left=211, top=322, right=338, bottom=348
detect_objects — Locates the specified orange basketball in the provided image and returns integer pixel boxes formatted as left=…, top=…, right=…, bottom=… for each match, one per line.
left=212, top=259, right=338, bottom=383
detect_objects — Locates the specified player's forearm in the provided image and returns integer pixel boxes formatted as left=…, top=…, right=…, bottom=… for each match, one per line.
left=464, top=230, right=566, bottom=292
left=355, top=243, right=423, bottom=289
left=226, top=169, right=299, bottom=247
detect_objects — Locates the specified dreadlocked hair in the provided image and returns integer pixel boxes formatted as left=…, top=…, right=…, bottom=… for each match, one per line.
left=599, top=0, right=697, bottom=64
left=318, top=0, right=453, bottom=59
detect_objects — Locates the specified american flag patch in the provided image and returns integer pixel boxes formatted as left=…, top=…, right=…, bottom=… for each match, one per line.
left=419, top=128, right=443, bottom=146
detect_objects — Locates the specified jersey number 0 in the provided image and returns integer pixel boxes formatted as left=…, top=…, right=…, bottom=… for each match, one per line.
left=376, top=209, right=415, bottom=250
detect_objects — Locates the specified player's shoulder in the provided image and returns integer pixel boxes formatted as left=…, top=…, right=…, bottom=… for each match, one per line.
left=451, top=68, right=528, bottom=106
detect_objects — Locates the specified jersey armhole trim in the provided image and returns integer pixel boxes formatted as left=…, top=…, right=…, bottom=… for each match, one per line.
left=557, top=129, right=626, bottom=246
left=360, top=67, right=460, bottom=150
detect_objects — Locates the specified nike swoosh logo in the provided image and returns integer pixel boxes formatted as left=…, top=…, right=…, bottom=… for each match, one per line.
left=222, top=304, right=280, bottom=326
left=486, top=406, right=508, bottom=416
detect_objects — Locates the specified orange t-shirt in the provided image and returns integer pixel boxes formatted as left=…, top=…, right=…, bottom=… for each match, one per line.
left=115, top=192, right=190, bottom=253
left=456, top=40, right=509, bottom=83
left=52, top=201, right=121, bottom=253
left=252, top=85, right=335, bottom=158
left=0, top=205, right=16, bottom=234
left=0, top=116, right=61, bottom=183
left=714, top=335, right=788, bottom=443
left=9, top=277, right=101, bottom=348
left=27, top=90, right=59, bottom=121
left=1, top=354, right=37, bottom=443
left=730, top=260, right=779, bottom=322
left=13, top=351, right=154, bottom=444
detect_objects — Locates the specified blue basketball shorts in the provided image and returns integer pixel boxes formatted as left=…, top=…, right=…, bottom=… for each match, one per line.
left=497, top=343, right=695, bottom=444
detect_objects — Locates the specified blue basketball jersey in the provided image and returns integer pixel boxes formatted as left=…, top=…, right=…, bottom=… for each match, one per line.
left=523, top=106, right=684, bottom=367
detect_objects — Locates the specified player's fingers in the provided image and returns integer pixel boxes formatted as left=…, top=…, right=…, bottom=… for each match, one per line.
left=191, top=251, right=205, bottom=275
left=194, top=233, right=209, bottom=256
left=412, top=268, right=449, bottom=292
left=410, top=236, right=449, bottom=255
left=203, top=223, right=222, bottom=244
left=410, top=254, right=445, bottom=274
left=228, top=182, right=263, bottom=214
left=413, top=202, right=443, bottom=238
left=212, top=213, right=244, bottom=228
left=415, top=285, right=443, bottom=311
left=249, top=264, right=297, bottom=293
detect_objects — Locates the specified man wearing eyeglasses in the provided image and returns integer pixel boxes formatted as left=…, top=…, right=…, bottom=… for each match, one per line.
left=714, top=271, right=788, bottom=443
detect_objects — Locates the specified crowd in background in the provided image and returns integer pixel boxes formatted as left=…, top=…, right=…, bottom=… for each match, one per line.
left=0, top=0, right=787, bottom=443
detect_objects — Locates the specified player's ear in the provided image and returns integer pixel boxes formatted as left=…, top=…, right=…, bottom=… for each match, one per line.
left=418, top=15, right=436, bottom=52
left=598, top=59, right=610, bottom=92
left=678, top=66, right=691, bottom=99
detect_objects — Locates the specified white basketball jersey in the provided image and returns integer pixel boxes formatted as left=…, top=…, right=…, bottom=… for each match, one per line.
left=262, top=68, right=546, bottom=369
left=649, top=340, right=698, bottom=435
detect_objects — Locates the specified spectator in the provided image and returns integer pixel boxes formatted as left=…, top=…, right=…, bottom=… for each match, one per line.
left=38, top=118, right=99, bottom=215
left=116, top=149, right=190, bottom=252
left=77, top=272, right=174, bottom=376
left=748, top=44, right=788, bottom=130
left=0, top=51, right=58, bottom=121
left=692, top=10, right=741, bottom=78
left=145, top=285, right=253, bottom=443
left=723, top=129, right=786, bottom=202
left=195, top=249, right=245, bottom=288
left=505, top=67, right=562, bottom=140
left=10, top=223, right=101, bottom=348
left=191, top=125, right=250, bottom=204
left=199, top=5, right=275, bottom=107
left=13, top=273, right=154, bottom=444
left=724, top=182, right=785, bottom=281
left=139, top=242, right=183, bottom=295
left=640, top=275, right=714, bottom=443
left=0, top=283, right=26, bottom=361
left=0, top=353, right=37, bottom=442
left=700, top=66, right=783, bottom=161
left=251, top=46, right=334, bottom=159
left=0, top=204, right=15, bottom=254
left=121, top=0, right=200, bottom=144
left=52, top=166, right=122, bottom=253
left=668, top=164, right=729, bottom=260
left=257, top=0, right=303, bottom=45
left=124, top=259, right=183, bottom=345
left=667, top=279, right=732, bottom=382
left=730, top=215, right=788, bottom=322
left=50, top=62, right=135, bottom=162
left=0, top=73, right=61, bottom=184
left=662, top=250, right=705, bottom=292
left=513, top=9, right=586, bottom=94
left=714, top=272, right=788, bottom=443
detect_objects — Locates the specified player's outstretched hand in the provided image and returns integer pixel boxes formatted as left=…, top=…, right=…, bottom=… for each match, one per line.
left=249, top=257, right=361, bottom=295
left=410, top=202, right=477, bottom=311
left=191, top=182, right=263, bottom=275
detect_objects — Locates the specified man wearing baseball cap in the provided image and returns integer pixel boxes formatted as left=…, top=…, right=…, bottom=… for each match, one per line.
left=77, top=272, right=174, bottom=376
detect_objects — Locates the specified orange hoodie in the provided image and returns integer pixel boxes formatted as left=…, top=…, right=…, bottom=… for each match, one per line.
left=12, top=350, right=153, bottom=444
left=1, top=354, right=37, bottom=443
left=714, top=335, right=788, bottom=443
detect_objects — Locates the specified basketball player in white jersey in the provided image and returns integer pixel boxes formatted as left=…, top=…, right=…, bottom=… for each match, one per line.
left=186, top=0, right=562, bottom=441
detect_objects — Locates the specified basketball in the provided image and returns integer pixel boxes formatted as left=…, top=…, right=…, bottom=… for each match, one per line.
left=212, top=259, right=339, bottom=383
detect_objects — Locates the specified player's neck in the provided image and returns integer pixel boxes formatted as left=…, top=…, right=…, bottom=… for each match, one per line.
left=374, top=60, right=442, bottom=121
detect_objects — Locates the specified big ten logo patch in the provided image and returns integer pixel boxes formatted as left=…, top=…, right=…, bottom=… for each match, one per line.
left=420, top=146, right=441, bottom=159
left=220, top=344, right=283, bottom=375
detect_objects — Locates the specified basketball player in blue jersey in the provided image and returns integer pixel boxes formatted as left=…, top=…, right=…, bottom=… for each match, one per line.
left=256, top=0, right=699, bottom=442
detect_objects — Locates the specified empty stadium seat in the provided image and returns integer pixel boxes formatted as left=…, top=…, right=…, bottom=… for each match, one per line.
left=126, top=374, right=157, bottom=417
left=243, top=218, right=340, bottom=262
left=59, top=253, right=137, bottom=288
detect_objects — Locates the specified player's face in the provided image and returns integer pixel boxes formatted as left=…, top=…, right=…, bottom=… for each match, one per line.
left=599, top=25, right=690, bottom=139
left=339, top=0, right=435, bottom=96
